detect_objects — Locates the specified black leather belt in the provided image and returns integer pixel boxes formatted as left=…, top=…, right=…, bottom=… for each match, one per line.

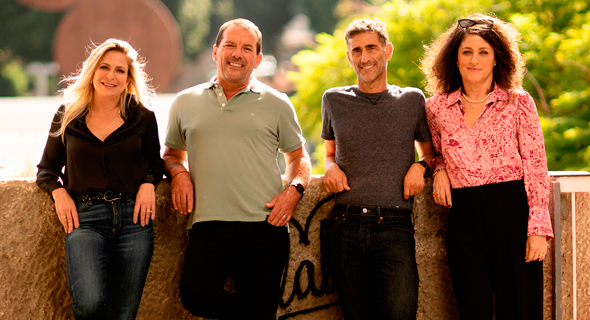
left=75, top=190, right=134, bottom=202
left=333, top=204, right=412, bottom=217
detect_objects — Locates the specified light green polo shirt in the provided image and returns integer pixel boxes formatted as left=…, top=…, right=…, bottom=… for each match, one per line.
left=165, top=77, right=306, bottom=228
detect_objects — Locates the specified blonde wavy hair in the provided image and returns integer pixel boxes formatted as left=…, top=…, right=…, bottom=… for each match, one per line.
left=52, top=38, right=156, bottom=140
left=421, top=14, right=526, bottom=96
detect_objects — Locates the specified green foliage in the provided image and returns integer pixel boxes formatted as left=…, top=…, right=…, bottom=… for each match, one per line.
left=0, top=51, right=29, bottom=96
left=290, top=0, right=590, bottom=172
left=506, top=1, right=590, bottom=171
left=178, top=0, right=213, bottom=57
left=0, top=0, right=63, bottom=62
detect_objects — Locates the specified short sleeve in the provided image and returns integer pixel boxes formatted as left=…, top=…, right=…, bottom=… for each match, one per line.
left=164, top=93, right=188, bottom=152
left=414, top=90, right=431, bottom=143
left=321, top=91, right=335, bottom=140
left=277, top=96, right=306, bottom=153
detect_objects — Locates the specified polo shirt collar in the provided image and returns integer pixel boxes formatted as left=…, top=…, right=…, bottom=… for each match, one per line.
left=207, top=76, right=263, bottom=94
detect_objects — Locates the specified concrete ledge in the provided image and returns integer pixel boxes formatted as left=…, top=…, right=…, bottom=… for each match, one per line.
left=1, top=175, right=574, bottom=319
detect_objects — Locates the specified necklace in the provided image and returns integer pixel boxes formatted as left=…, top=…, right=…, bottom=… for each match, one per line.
left=88, top=111, right=120, bottom=131
left=462, top=91, right=493, bottom=105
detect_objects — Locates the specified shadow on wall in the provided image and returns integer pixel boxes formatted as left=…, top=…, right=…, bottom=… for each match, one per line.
left=9, top=175, right=569, bottom=319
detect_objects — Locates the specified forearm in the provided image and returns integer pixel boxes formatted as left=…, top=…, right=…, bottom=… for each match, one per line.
left=163, top=154, right=188, bottom=178
left=286, top=149, right=311, bottom=187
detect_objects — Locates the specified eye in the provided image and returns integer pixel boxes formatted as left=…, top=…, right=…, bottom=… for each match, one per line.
left=117, top=69, right=126, bottom=73
left=100, top=65, right=108, bottom=69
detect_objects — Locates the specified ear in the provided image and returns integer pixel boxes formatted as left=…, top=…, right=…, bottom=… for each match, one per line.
left=386, top=42, right=394, bottom=60
left=345, top=51, right=353, bottom=68
left=212, top=44, right=218, bottom=62
left=253, top=52, right=263, bottom=69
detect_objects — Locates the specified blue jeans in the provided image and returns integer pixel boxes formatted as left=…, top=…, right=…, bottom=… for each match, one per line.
left=324, top=205, right=418, bottom=320
left=65, top=198, right=153, bottom=320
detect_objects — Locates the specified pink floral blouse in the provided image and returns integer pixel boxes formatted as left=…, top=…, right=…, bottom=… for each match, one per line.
left=425, top=85, right=554, bottom=238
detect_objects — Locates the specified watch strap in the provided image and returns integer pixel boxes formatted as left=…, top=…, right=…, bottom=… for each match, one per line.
left=417, top=160, right=430, bottom=176
left=290, top=182, right=305, bottom=196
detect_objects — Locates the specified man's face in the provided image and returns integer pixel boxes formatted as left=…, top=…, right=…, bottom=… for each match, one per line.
left=346, top=32, right=392, bottom=89
left=213, top=25, right=262, bottom=89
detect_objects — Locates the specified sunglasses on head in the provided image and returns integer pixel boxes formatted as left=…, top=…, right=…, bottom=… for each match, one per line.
left=458, top=19, right=494, bottom=29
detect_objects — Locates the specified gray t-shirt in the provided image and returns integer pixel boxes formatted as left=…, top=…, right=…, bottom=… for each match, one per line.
left=321, top=85, right=431, bottom=210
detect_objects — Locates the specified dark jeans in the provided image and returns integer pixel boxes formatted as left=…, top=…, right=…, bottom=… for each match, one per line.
left=179, top=221, right=289, bottom=320
left=65, top=198, right=154, bottom=320
left=324, top=205, right=419, bottom=320
left=447, top=180, right=543, bottom=319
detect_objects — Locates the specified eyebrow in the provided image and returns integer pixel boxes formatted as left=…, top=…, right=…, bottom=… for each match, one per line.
left=99, top=62, right=127, bottom=70
left=224, top=40, right=254, bottom=48
left=351, top=44, right=379, bottom=51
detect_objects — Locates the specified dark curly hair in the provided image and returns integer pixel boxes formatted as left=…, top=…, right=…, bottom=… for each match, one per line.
left=421, top=14, right=526, bottom=96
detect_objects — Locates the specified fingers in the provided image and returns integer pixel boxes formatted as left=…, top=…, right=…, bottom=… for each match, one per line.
left=266, top=197, right=287, bottom=226
left=58, top=210, right=75, bottom=234
left=133, top=201, right=140, bottom=224
left=268, top=211, right=290, bottom=226
left=56, top=205, right=76, bottom=234
left=444, top=187, right=452, bottom=208
left=171, top=188, right=190, bottom=215
left=342, top=175, right=351, bottom=191
left=135, top=204, right=155, bottom=227
left=324, top=167, right=350, bottom=194
left=265, top=196, right=277, bottom=209
left=525, top=235, right=548, bottom=262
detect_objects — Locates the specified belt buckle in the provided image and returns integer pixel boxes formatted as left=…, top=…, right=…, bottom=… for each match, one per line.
left=102, top=190, right=121, bottom=202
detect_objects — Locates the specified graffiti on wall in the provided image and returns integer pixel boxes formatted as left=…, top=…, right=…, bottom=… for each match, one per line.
left=278, top=194, right=340, bottom=319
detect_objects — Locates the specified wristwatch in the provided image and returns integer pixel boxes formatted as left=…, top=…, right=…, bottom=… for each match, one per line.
left=417, top=160, right=430, bottom=176
left=290, top=182, right=305, bottom=197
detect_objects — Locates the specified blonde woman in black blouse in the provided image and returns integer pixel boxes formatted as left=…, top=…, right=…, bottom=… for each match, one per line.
left=37, top=39, right=163, bottom=319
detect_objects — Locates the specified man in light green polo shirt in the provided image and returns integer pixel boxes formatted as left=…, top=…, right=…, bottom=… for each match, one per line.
left=163, top=18, right=311, bottom=320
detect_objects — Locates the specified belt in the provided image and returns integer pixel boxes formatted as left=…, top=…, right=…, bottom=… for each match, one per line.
left=333, top=204, right=412, bottom=217
left=75, top=190, right=134, bottom=202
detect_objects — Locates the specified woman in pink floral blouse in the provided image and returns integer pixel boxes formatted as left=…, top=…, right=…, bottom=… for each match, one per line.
left=421, top=14, right=553, bottom=319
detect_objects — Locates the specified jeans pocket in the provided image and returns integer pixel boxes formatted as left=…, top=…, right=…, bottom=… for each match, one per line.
left=323, top=214, right=345, bottom=232
left=75, top=200, right=92, bottom=213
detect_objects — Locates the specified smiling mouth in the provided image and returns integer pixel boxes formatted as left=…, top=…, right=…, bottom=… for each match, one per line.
left=229, top=62, right=244, bottom=68
left=102, top=82, right=116, bottom=88
left=360, top=63, right=376, bottom=70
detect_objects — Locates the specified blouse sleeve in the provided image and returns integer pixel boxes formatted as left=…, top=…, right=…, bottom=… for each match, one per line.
left=140, top=110, right=164, bottom=186
left=425, top=96, right=446, bottom=172
left=36, top=106, right=67, bottom=197
left=516, top=92, right=554, bottom=239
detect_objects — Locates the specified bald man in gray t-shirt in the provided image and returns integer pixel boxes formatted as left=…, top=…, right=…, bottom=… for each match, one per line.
left=321, top=18, right=434, bottom=319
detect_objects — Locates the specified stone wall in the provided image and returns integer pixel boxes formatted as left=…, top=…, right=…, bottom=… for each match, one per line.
left=0, top=176, right=581, bottom=319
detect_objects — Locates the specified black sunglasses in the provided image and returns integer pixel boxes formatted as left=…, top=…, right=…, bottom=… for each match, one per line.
left=458, top=19, right=494, bottom=29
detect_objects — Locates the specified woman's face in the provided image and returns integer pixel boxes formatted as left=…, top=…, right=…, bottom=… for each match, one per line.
left=456, top=34, right=496, bottom=88
left=92, top=50, right=130, bottom=99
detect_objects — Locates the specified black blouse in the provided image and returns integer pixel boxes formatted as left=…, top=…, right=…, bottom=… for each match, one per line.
left=36, top=98, right=164, bottom=197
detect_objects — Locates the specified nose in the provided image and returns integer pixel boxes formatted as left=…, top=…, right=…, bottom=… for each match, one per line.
left=360, top=50, right=369, bottom=63
left=231, top=47, right=243, bottom=60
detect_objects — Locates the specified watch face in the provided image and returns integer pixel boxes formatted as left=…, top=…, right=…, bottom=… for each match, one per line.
left=291, top=183, right=305, bottom=195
